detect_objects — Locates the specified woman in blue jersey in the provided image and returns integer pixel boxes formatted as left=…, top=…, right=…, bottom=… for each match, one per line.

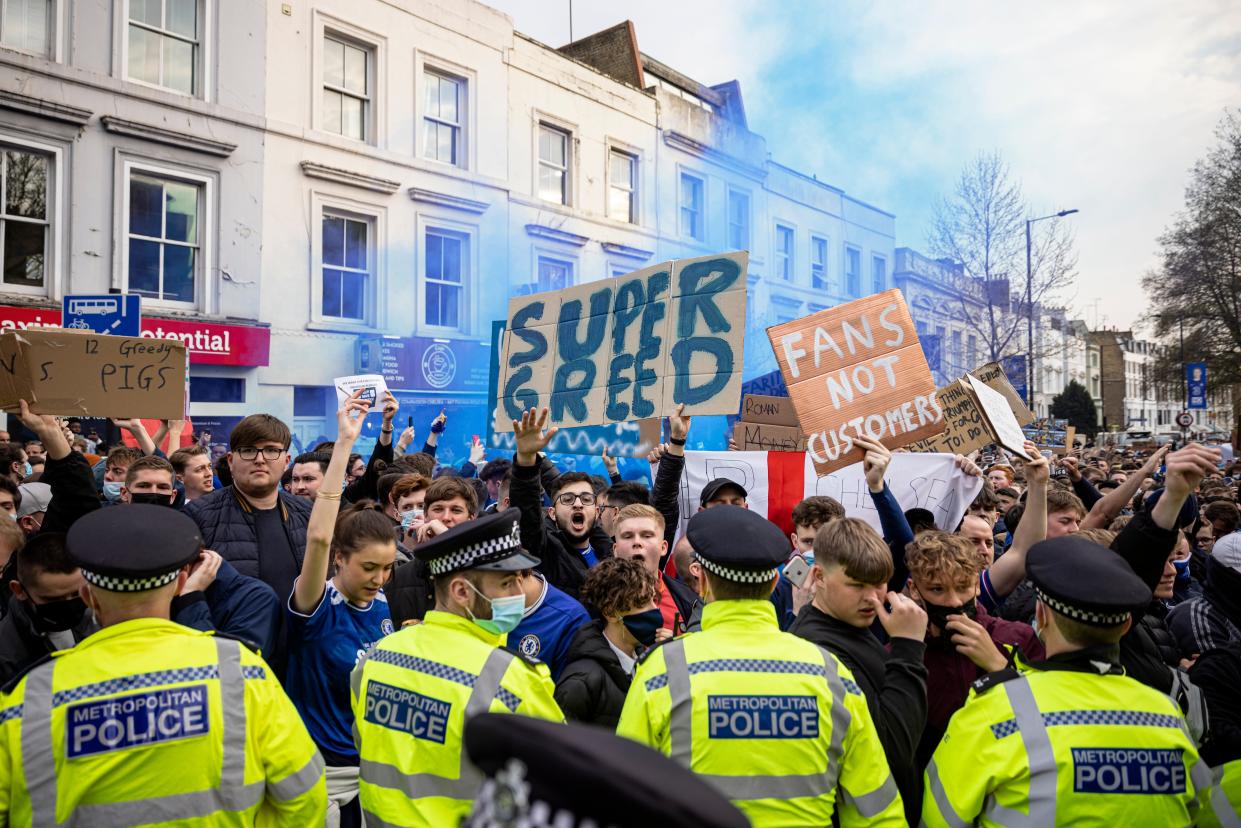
left=286, top=391, right=396, bottom=828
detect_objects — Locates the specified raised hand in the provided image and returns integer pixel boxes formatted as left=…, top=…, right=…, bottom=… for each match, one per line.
left=469, top=436, right=485, bottom=466
left=853, top=434, right=892, bottom=493
left=513, top=408, right=558, bottom=465
left=873, top=591, right=928, bottom=641
left=380, top=391, right=399, bottom=423
left=337, top=390, right=370, bottom=444
left=1162, top=443, right=1221, bottom=500
left=602, top=446, right=619, bottom=477
left=1019, top=440, right=1050, bottom=486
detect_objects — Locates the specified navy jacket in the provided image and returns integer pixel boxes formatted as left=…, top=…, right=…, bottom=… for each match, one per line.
left=170, top=559, right=281, bottom=657
left=182, top=486, right=312, bottom=582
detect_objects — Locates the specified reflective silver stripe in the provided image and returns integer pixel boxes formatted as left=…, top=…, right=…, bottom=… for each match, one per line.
left=268, top=752, right=325, bottom=802
left=362, top=808, right=409, bottom=828
left=838, top=774, right=899, bottom=819
left=21, top=658, right=57, bottom=827
left=697, top=772, right=836, bottom=799
left=923, top=758, right=969, bottom=828
left=1210, top=765, right=1241, bottom=828
left=360, top=648, right=517, bottom=805
left=990, top=676, right=1057, bottom=827
left=814, top=646, right=852, bottom=801
left=215, top=638, right=247, bottom=791
left=662, top=639, right=693, bottom=769
left=68, top=782, right=265, bottom=825
left=350, top=649, right=371, bottom=752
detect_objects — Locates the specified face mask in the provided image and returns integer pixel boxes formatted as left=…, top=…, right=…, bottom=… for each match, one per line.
left=922, top=596, right=977, bottom=630
left=21, top=462, right=31, bottom=477
left=29, top=596, right=87, bottom=633
left=1173, top=559, right=1191, bottom=582
left=802, top=551, right=814, bottom=567
left=130, top=492, right=175, bottom=508
left=465, top=581, right=525, bottom=635
left=621, top=608, right=663, bottom=648
left=400, top=509, right=423, bottom=532
left=102, top=481, right=124, bottom=502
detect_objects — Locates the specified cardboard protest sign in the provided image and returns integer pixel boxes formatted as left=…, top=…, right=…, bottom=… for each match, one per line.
left=0, top=328, right=187, bottom=419
left=673, top=450, right=983, bottom=540
left=767, top=289, right=943, bottom=475
left=966, top=375, right=1031, bottom=460
left=335, top=374, right=389, bottom=406
left=495, top=252, right=747, bottom=431
left=971, top=361, right=1035, bottom=426
left=906, top=380, right=993, bottom=455
left=740, top=394, right=800, bottom=427
left=733, top=422, right=808, bottom=453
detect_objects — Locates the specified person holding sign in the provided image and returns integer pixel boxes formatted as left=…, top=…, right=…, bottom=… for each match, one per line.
left=287, top=391, right=396, bottom=828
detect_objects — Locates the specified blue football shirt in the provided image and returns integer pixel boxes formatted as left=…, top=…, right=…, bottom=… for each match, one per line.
left=508, top=573, right=589, bottom=681
left=285, top=579, right=393, bottom=765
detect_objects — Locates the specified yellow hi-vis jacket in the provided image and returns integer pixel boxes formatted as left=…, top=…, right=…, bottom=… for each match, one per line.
left=1199, top=760, right=1241, bottom=828
left=922, top=658, right=1210, bottom=827
left=350, top=609, right=563, bottom=828
left=616, top=600, right=904, bottom=828
left=0, top=618, right=326, bottom=827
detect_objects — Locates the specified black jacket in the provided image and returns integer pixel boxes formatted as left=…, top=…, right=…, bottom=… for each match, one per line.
left=554, top=619, right=632, bottom=727
left=344, top=438, right=392, bottom=504
left=650, top=450, right=684, bottom=559
left=182, top=487, right=312, bottom=585
left=38, top=450, right=101, bottom=535
left=1190, top=641, right=1241, bottom=767
left=789, top=604, right=927, bottom=824
left=0, top=599, right=98, bottom=687
left=386, top=557, right=435, bottom=627
left=511, top=458, right=612, bottom=600
left=662, top=572, right=700, bottom=634
left=1168, top=556, right=1241, bottom=657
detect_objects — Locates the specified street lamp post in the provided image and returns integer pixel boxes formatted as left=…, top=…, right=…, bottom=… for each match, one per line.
left=1025, top=209, right=1079, bottom=410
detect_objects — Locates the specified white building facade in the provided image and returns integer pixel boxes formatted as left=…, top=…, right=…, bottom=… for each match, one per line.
left=0, top=0, right=896, bottom=458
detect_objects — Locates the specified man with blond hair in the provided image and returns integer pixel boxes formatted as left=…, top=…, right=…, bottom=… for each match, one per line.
left=612, top=503, right=699, bottom=635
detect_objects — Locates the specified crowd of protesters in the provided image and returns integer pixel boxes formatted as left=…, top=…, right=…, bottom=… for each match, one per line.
left=0, top=389, right=1238, bottom=826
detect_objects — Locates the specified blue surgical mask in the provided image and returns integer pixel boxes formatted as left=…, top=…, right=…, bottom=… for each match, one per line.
left=802, top=551, right=814, bottom=567
left=465, top=581, right=525, bottom=635
left=102, top=481, right=124, bottom=502
left=21, top=462, right=31, bottom=477
left=400, top=509, right=423, bottom=532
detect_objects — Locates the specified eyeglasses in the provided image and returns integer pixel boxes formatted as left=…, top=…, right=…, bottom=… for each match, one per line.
left=556, top=492, right=596, bottom=506
left=234, top=446, right=286, bottom=461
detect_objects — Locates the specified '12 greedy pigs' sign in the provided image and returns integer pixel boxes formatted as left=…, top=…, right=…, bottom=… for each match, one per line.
left=495, top=252, right=747, bottom=431
left=767, top=289, right=943, bottom=475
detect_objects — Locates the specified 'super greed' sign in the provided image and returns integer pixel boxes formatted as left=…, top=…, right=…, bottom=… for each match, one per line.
left=767, top=290, right=942, bottom=475
left=495, top=252, right=746, bottom=430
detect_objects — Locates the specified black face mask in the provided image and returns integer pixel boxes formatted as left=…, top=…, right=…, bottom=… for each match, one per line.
left=922, top=596, right=977, bottom=630
left=130, top=492, right=176, bottom=508
left=621, top=608, right=663, bottom=648
left=29, top=596, right=87, bottom=632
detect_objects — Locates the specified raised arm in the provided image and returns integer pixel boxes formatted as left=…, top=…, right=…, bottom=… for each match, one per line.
left=987, top=441, right=1048, bottom=598
left=112, top=418, right=156, bottom=456
left=854, top=436, right=915, bottom=592
left=17, top=401, right=97, bottom=534
left=292, top=391, right=369, bottom=613
left=512, top=407, right=559, bottom=564
left=344, top=391, right=395, bottom=503
left=1081, top=445, right=1169, bottom=529
left=652, top=405, right=689, bottom=553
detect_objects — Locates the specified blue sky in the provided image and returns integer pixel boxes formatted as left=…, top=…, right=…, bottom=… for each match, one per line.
left=490, top=0, right=1241, bottom=332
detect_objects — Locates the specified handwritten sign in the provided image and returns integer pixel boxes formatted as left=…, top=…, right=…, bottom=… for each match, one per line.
left=971, top=361, right=1034, bottom=426
left=740, top=394, right=800, bottom=427
left=733, top=422, right=808, bottom=453
left=907, top=380, right=992, bottom=455
left=967, top=375, right=1031, bottom=460
left=767, top=290, right=943, bottom=475
left=495, top=252, right=747, bottom=431
left=0, top=328, right=187, bottom=419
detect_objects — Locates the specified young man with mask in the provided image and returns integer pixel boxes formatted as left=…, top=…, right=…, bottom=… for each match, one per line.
left=14, top=482, right=50, bottom=537
left=556, top=557, right=660, bottom=727
left=0, top=532, right=97, bottom=685
left=100, top=446, right=142, bottom=503
left=613, top=504, right=698, bottom=636
left=350, top=509, right=563, bottom=827
left=121, top=456, right=179, bottom=506
left=906, top=530, right=1044, bottom=770
left=791, top=517, right=928, bottom=825
left=509, top=408, right=612, bottom=599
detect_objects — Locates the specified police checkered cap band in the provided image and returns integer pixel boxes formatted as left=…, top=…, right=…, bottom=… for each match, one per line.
left=693, top=553, right=779, bottom=584
left=81, top=567, right=181, bottom=593
left=1035, top=587, right=1132, bottom=627
left=428, top=522, right=523, bottom=576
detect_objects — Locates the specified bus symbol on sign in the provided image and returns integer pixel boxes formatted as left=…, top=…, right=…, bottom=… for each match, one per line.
left=62, top=294, right=141, bottom=336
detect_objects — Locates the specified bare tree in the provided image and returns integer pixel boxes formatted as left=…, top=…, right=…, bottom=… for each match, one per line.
left=928, top=151, right=1079, bottom=363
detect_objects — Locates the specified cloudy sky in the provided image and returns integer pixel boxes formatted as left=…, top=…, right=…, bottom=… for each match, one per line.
left=489, top=0, right=1241, bottom=333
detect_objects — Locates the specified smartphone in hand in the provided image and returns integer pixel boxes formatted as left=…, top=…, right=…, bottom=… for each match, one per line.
left=784, top=555, right=812, bottom=588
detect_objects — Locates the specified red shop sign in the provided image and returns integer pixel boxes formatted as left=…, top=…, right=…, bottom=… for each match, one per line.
left=0, top=305, right=270, bottom=367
